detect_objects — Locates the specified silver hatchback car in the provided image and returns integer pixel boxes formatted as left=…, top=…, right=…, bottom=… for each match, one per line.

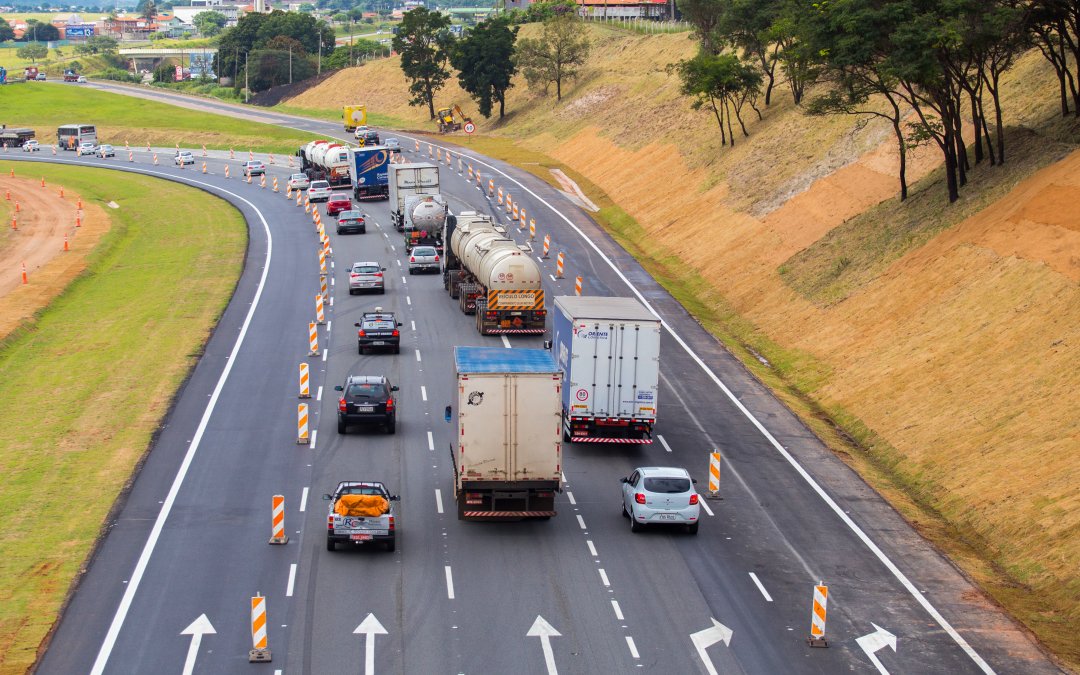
left=621, top=467, right=700, bottom=534
left=349, top=261, right=386, bottom=295
left=408, top=245, right=439, bottom=274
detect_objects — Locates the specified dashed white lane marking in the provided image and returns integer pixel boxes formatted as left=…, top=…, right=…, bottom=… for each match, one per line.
left=321, top=349, right=328, bottom=362
left=501, top=335, right=511, bottom=348
left=576, top=515, right=586, bottom=530
left=286, top=564, right=297, bottom=597
left=549, top=274, right=557, bottom=282
left=567, top=491, right=577, bottom=505
left=411, top=320, right=416, bottom=331
left=299, top=487, right=309, bottom=512
left=316, top=386, right=323, bottom=402
left=536, top=256, right=544, bottom=264
left=625, top=636, right=639, bottom=659
left=435, top=489, right=444, bottom=514
left=327, top=320, right=332, bottom=333
left=421, top=385, right=427, bottom=401
left=445, top=566, right=455, bottom=599
left=427, top=431, right=434, bottom=451
left=700, top=500, right=714, bottom=517
left=749, top=572, right=773, bottom=602
left=415, top=350, right=422, bottom=362
left=657, top=434, right=673, bottom=453
left=611, top=600, right=624, bottom=621
left=587, top=540, right=597, bottom=557
left=382, top=232, right=388, bottom=239
left=396, top=259, right=401, bottom=267
left=310, top=430, right=318, bottom=450
left=390, top=245, right=397, bottom=252
left=599, top=569, right=610, bottom=587
left=329, top=297, right=334, bottom=307
left=407, top=296, right=412, bottom=306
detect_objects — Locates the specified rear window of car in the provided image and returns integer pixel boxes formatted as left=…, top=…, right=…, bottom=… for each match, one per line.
left=347, top=383, right=383, bottom=397
left=413, top=247, right=437, bottom=256
left=354, top=265, right=380, bottom=274
left=330, top=196, right=350, bottom=202
left=363, top=319, right=394, bottom=330
left=312, top=181, right=329, bottom=189
left=643, top=477, right=691, bottom=494
left=290, top=174, right=306, bottom=180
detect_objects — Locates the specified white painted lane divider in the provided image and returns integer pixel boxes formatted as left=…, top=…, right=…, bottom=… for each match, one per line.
left=749, top=572, right=772, bottom=602
left=444, top=566, right=455, bottom=599
left=611, top=600, right=624, bottom=621
left=411, top=320, right=416, bottom=331
left=501, top=335, right=511, bottom=348
left=566, top=491, right=576, bottom=505
left=406, top=295, right=411, bottom=306
left=527, top=616, right=561, bottom=675
left=310, top=429, right=318, bottom=450
left=657, top=434, right=673, bottom=452
left=286, top=564, right=297, bottom=597
left=625, top=636, right=639, bottom=659
left=699, top=500, right=714, bottom=517
left=415, top=350, right=422, bottom=362
left=435, top=489, right=444, bottom=514
left=421, top=385, right=427, bottom=401
left=180, top=615, right=215, bottom=675
left=427, top=431, right=434, bottom=451
left=316, top=385, right=323, bottom=402
left=598, top=569, right=610, bottom=587
left=586, top=540, right=597, bottom=558
left=576, top=515, right=586, bottom=530
left=299, top=486, right=309, bottom=512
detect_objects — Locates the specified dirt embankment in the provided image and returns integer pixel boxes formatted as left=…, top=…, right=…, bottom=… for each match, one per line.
left=281, top=25, right=1079, bottom=663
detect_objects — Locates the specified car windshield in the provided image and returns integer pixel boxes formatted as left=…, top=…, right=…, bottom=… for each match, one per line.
left=354, top=265, right=380, bottom=274
left=643, top=477, right=691, bottom=494
left=346, top=383, right=383, bottom=397
left=413, top=247, right=437, bottom=256
left=312, top=181, right=329, bottom=189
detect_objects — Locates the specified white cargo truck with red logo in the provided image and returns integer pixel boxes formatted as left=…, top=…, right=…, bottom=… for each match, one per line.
left=552, top=296, right=661, bottom=443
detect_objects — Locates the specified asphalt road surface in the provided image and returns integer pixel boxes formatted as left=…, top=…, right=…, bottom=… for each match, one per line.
left=15, top=86, right=1063, bottom=675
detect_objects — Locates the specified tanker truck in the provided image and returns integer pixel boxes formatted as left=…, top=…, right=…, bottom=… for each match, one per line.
left=298, top=140, right=351, bottom=187
left=445, top=211, right=546, bottom=335
left=403, top=194, right=448, bottom=253
left=389, top=162, right=440, bottom=232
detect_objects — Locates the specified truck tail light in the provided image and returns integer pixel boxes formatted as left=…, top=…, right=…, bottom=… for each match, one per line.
left=388, top=516, right=395, bottom=531
left=689, top=494, right=699, bottom=505
left=327, top=515, right=334, bottom=530
left=465, top=492, right=483, bottom=505
left=635, top=493, right=646, bottom=505
left=338, top=397, right=347, bottom=413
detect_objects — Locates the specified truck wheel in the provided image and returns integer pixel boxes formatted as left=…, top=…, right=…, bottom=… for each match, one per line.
left=385, top=539, right=396, bottom=552
left=629, top=509, right=643, bottom=533
left=326, top=539, right=336, bottom=551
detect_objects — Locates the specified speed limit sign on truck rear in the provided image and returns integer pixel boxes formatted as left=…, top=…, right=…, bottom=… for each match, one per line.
left=464, top=122, right=475, bottom=134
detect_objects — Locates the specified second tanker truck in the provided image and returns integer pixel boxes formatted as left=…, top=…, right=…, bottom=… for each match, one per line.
left=297, top=140, right=351, bottom=187
left=442, top=211, right=546, bottom=335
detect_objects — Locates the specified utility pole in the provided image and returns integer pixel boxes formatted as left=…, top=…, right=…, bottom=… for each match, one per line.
left=288, top=45, right=292, bottom=84
left=317, top=36, right=322, bottom=77
left=244, top=57, right=249, bottom=102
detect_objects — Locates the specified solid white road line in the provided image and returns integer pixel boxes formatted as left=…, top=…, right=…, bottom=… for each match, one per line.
left=421, top=385, right=427, bottom=401
left=625, top=636, right=639, bottom=659
left=700, top=500, right=714, bottom=517
left=576, top=515, right=586, bottom=530
left=445, top=566, right=455, bottom=599
left=299, top=487, right=309, bottom=512
left=438, top=146, right=997, bottom=672
left=427, top=431, right=434, bottom=451
left=587, top=540, right=598, bottom=557
left=89, top=176, right=275, bottom=675
left=749, top=572, right=773, bottom=602
left=501, top=335, right=511, bottom=348
left=316, top=385, right=323, bottom=402
left=599, top=569, right=610, bottom=587
left=286, top=564, right=297, bottom=597
left=567, top=491, right=577, bottom=505
left=435, top=489, right=444, bottom=514
left=657, top=434, right=673, bottom=453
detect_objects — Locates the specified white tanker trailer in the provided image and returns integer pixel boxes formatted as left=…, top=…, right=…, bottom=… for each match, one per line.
left=403, top=194, right=448, bottom=252
left=443, top=211, right=546, bottom=335
left=297, top=140, right=351, bottom=187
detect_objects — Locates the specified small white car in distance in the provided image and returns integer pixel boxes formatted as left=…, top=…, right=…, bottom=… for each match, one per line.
left=76, top=75, right=88, bottom=83
left=306, top=180, right=332, bottom=202
left=76, top=142, right=97, bottom=156
left=408, top=246, right=439, bottom=274
left=22, top=140, right=40, bottom=152
left=96, top=144, right=115, bottom=158
left=174, top=150, right=195, bottom=165
left=287, top=173, right=311, bottom=191
left=621, top=466, right=700, bottom=534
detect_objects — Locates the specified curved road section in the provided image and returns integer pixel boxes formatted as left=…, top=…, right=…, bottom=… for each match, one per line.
left=17, top=86, right=1060, bottom=675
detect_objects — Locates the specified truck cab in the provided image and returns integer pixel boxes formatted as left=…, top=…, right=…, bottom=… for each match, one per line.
left=323, top=481, right=399, bottom=552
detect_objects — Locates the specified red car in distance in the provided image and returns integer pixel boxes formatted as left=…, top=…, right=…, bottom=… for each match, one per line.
left=327, top=194, right=353, bottom=216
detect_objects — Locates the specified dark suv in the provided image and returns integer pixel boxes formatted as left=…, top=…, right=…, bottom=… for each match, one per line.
left=355, top=310, right=402, bottom=354
left=335, top=375, right=398, bottom=434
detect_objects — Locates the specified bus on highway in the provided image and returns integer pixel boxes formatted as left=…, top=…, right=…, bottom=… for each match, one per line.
left=57, top=124, right=97, bottom=151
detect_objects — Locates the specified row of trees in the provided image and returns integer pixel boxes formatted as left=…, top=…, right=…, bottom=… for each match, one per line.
left=392, top=5, right=591, bottom=121
left=674, top=0, right=1080, bottom=203
left=213, top=10, right=336, bottom=91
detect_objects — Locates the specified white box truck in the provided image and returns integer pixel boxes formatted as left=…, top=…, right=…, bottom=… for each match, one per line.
left=388, top=162, right=440, bottom=232
left=449, top=346, right=562, bottom=520
left=552, top=296, right=661, bottom=443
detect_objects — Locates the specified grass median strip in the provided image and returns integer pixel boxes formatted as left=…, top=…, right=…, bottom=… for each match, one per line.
left=0, top=165, right=245, bottom=673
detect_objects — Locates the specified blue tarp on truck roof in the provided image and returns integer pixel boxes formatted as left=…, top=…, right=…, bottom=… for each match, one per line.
left=454, top=347, right=559, bottom=374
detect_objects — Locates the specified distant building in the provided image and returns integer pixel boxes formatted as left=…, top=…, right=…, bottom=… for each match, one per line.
left=574, top=0, right=672, bottom=19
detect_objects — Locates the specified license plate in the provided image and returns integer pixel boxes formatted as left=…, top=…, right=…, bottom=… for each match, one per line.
left=350, top=534, right=373, bottom=541
left=657, top=513, right=677, bottom=521
left=355, top=406, right=374, bottom=412
left=371, top=341, right=385, bottom=345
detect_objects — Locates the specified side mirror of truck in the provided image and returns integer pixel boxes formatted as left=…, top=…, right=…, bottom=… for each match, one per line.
left=389, top=495, right=400, bottom=501
left=322, top=494, right=333, bottom=500
left=334, top=385, right=343, bottom=391
left=444, top=405, right=452, bottom=423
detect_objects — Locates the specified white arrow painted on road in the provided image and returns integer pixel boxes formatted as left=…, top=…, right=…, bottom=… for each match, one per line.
left=690, top=617, right=733, bottom=675
left=179, top=614, right=216, bottom=675
left=527, top=615, right=561, bottom=675
left=353, top=613, right=388, bottom=675
left=856, top=623, right=898, bottom=675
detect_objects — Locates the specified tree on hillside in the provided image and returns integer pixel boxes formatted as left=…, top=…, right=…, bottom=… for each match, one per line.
left=451, top=16, right=518, bottom=118
left=139, top=0, right=157, bottom=22
left=671, top=52, right=761, bottom=146
left=393, top=7, right=455, bottom=119
left=715, top=0, right=781, bottom=105
left=17, top=43, right=48, bottom=63
left=515, top=14, right=589, bottom=102
left=1027, top=0, right=1079, bottom=117
left=675, top=0, right=726, bottom=55
left=193, top=10, right=227, bottom=37
left=256, top=11, right=335, bottom=58
left=87, top=36, right=120, bottom=54
left=24, top=20, right=60, bottom=42
left=0, top=17, right=15, bottom=44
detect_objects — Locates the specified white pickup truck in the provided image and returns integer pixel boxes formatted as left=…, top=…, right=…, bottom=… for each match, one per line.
left=323, top=481, right=399, bottom=552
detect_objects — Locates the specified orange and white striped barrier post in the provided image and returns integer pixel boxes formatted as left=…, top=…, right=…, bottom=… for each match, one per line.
left=272, top=176, right=279, bottom=192
left=468, top=165, right=474, bottom=179
left=427, top=144, right=433, bottom=158
left=457, top=158, right=463, bottom=174
left=506, top=195, right=513, bottom=215
left=296, top=192, right=302, bottom=207
left=286, top=186, right=292, bottom=199
left=287, top=155, right=294, bottom=168
left=128, top=151, right=133, bottom=162
left=529, top=219, right=536, bottom=240
left=249, top=593, right=272, bottom=661
left=248, top=149, right=254, bottom=161
left=320, top=274, right=328, bottom=300
left=445, top=151, right=451, bottom=166
left=708, top=452, right=721, bottom=497
left=297, top=402, right=310, bottom=445
left=21, top=261, right=28, bottom=285
left=40, top=176, right=45, bottom=188
left=414, top=139, right=420, bottom=151
left=555, top=252, right=565, bottom=278
left=542, top=234, right=551, bottom=259
left=201, top=162, right=207, bottom=174
left=497, top=187, right=504, bottom=205
left=246, top=173, right=253, bottom=185
left=229, top=148, right=235, bottom=159
left=152, top=154, right=158, bottom=165
left=224, top=165, right=230, bottom=179
left=259, top=174, right=266, bottom=189
left=315, top=294, right=326, bottom=324
left=51, top=145, right=57, bottom=155
left=269, top=153, right=275, bottom=165
left=575, top=275, right=583, bottom=296
left=476, top=171, right=482, bottom=188
left=808, top=583, right=829, bottom=647
left=178, top=156, right=185, bottom=170
left=436, top=148, right=442, bottom=161
left=319, top=249, right=327, bottom=274
left=298, top=362, right=311, bottom=398
left=77, top=198, right=82, bottom=210
left=519, top=208, right=526, bottom=229
left=488, top=180, right=495, bottom=196
left=146, top=142, right=151, bottom=152
left=201, top=144, right=207, bottom=157
left=304, top=199, right=311, bottom=214
left=322, top=237, right=331, bottom=258
left=269, top=495, right=288, bottom=545
left=125, top=140, right=129, bottom=151
left=175, top=142, right=179, bottom=151
left=308, top=322, right=319, bottom=356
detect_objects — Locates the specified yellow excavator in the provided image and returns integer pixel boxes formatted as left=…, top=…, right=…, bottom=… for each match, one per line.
left=436, top=104, right=472, bottom=133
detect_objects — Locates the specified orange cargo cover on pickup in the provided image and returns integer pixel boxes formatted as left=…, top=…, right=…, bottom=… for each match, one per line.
left=334, top=494, right=389, bottom=517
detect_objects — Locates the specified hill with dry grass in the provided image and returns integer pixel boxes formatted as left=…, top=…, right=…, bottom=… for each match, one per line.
left=280, top=23, right=1079, bottom=667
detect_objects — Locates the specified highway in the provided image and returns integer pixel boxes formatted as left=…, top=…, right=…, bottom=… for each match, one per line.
left=14, top=89, right=1062, bottom=674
